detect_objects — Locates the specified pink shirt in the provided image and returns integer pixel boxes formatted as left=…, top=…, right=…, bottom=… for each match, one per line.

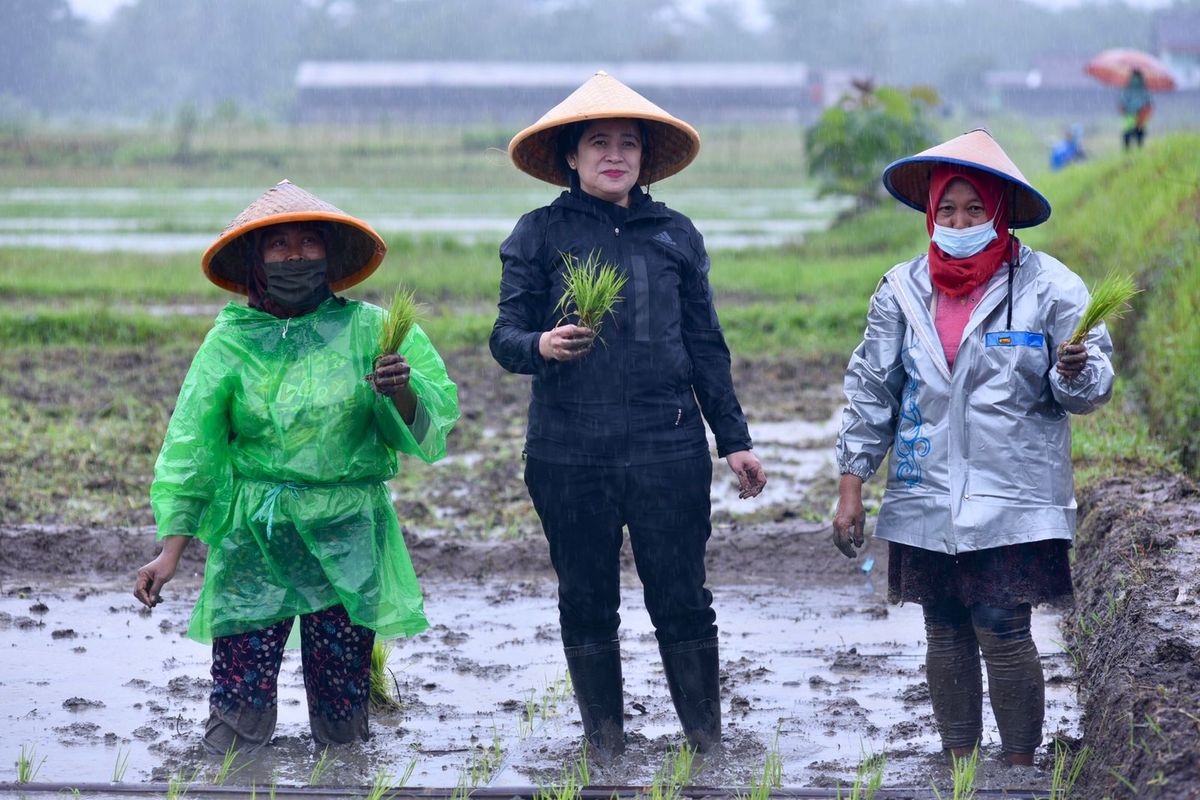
left=934, top=286, right=987, bottom=371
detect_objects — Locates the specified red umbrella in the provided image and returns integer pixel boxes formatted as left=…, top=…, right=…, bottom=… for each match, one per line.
left=1086, top=48, right=1177, bottom=91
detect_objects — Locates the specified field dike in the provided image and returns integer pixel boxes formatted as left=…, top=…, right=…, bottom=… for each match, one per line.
left=1067, top=473, right=1200, bottom=799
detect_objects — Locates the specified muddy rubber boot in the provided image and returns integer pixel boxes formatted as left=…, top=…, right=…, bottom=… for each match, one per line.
left=203, top=704, right=277, bottom=756
left=310, top=705, right=369, bottom=746
left=659, top=637, right=721, bottom=753
left=563, top=640, right=625, bottom=760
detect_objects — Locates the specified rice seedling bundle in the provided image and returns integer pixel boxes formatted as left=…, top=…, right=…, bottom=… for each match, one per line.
left=1067, top=272, right=1140, bottom=346
left=370, top=640, right=402, bottom=712
left=555, top=250, right=627, bottom=338
left=377, top=285, right=424, bottom=360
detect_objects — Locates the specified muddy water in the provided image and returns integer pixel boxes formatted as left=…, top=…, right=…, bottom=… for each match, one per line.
left=0, top=575, right=1076, bottom=791
left=0, top=187, right=848, bottom=253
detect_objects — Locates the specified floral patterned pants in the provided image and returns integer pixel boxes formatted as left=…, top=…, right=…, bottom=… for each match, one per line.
left=210, top=605, right=375, bottom=730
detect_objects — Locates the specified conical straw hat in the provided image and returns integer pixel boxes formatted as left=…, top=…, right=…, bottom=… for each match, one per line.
left=882, top=129, right=1052, bottom=228
left=202, top=180, right=387, bottom=294
left=509, top=70, right=701, bottom=187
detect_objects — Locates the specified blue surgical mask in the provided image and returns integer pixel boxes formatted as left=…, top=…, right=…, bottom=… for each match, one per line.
left=931, top=215, right=999, bottom=259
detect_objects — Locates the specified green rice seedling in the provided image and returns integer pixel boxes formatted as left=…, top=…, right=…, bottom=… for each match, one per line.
left=931, top=747, right=978, bottom=800
left=211, top=740, right=248, bottom=785
left=377, top=284, right=424, bottom=358
left=111, top=746, right=131, bottom=782
left=1066, top=271, right=1140, bottom=345
left=836, top=751, right=886, bottom=799
left=366, top=768, right=397, bottom=800
left=397, top=756, right=418, bottom=788
left=555, top=250, right=628, bottom=340
left=533, top=754, right=588, bottom=800
left=16, top=744, right=46, bottom=783
left=166, top=766, right=202, bottom=800
left=309, top=746, right=335, bottom=786
left=665, top=742, right=699, bottom=788
left=1040, top=740, right=1091, bottom=800
left=370, top=640, right=403, bottom=712
left=742, top=749, right=783, bottom=800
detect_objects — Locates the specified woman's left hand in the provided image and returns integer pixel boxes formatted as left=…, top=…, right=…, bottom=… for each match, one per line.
left=726, top=450, right=766, bottom=499
left=1055, top=342, right=1088, bottom=380
left=370, top=353, right=411, bottom=397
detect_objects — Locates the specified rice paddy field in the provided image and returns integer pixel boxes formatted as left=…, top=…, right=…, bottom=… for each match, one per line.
left=1, top=122, right=1198, bottom=799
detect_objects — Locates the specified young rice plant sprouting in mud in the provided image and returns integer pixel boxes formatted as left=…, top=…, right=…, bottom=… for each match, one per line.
left=931, top=746, right=978, bottom=800
left=1067, top=271, right=1139, bottom=346
left=367, top=768, right=397, bottom=800
left=166, top=766, right=202, bottom=800
left=1040, top=740, right=1090, bottom=800
left=15, top=744, right=46, bottom=783
left=212, top=740, right=247, bottom=785
left=370, top=640, right=403, bottom=712
left=741, top=742, right=783, bottom=800
left=555, top=250, right=627, bottom=340
left=836, top=751, right=886, bottom=800
left=111, top=746, right=131, bottom=783
left=309, top=746, right=335, bottom=786
left=534, top=747, right=590, bottom=800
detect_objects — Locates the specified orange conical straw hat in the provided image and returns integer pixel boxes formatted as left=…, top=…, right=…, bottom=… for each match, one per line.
left=202, top=180, right=387, bottom=294
left=882, top=129, right=1052, bottom=228
left=509, top=70, right=701, bottom=187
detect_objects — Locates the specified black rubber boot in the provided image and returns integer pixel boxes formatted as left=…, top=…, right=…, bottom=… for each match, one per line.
left=660, top=637, right=721, bottom=753
left=563, top=640, right=625, bottom=760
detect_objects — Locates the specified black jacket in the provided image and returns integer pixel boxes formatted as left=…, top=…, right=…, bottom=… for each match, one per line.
left=489, top=187, right=752, bottom=466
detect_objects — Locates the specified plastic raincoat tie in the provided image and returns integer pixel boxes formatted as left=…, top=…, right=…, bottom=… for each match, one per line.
left=251, top=482, right=305, bottom=540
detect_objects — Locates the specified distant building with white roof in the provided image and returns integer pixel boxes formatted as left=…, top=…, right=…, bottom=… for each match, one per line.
left=292, top=61, right=818, bottom=124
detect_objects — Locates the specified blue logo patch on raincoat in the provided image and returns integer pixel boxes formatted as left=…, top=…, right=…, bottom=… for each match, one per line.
left=986, top=331, right=1045, bottom=348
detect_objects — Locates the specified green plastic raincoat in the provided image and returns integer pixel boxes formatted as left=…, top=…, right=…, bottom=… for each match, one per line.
left=151, top=297, right=459, bottom=644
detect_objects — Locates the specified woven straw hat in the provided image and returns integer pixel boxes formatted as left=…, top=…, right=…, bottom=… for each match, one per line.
left=882, top=129, right=1052, bottom=228
left=509, top=70, right=701, bottom=187
left=202, top=180, right=387, bottom=294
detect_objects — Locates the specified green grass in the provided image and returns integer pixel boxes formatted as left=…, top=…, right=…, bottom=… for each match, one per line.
left=1024, top=133, right=1200, bottom=473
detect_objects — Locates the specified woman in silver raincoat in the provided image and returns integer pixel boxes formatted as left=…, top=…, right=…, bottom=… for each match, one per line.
left=832, top=130, right=1114, bottom=765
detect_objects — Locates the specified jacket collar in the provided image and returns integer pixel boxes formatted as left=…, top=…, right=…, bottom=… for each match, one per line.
left=551, top=185, right=672, bottom=225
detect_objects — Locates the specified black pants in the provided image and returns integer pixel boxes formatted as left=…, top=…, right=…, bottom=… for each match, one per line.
left=922, top=599, right=1044, bottom=755
left=524, top=454, right=716, bottom=648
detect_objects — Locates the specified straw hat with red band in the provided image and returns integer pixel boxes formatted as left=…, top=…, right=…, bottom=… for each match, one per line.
left=202, top=180, right=387, bottom=294
left=882, top=129, right=1052, bottom=228
left=508, top=70, right=701, bottom=187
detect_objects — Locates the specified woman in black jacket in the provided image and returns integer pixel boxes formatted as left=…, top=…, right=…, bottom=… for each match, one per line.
left=490, top=71, right=766, bottom=758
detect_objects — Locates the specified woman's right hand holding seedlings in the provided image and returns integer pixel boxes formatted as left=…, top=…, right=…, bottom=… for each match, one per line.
left=539, top=324, right=595, bottom=362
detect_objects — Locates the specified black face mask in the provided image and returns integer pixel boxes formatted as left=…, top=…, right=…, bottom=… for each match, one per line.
left=262, top=258, right=332, bottom=312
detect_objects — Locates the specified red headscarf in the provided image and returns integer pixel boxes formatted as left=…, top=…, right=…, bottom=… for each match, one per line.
left=926, top=164, right=1015, bottom=297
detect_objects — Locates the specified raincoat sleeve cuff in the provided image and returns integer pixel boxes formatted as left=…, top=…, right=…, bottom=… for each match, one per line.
left=152, top=500, right=204, bottom=540
left=838, top=462, right=874, bottom=481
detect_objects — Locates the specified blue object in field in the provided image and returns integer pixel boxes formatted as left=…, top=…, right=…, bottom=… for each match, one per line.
left=1050, top=127, right=1086, bottom=171
left=861, top=557, right=875, bottom=574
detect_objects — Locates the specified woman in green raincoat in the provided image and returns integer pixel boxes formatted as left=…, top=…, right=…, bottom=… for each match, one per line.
left=133, top=180, right=459, bottom=753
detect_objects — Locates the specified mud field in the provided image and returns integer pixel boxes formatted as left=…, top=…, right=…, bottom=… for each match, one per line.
left=2, top=351, right=1197, bottom=797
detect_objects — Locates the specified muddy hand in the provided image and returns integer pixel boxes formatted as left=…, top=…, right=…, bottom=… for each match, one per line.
left=539, top=325, right=595, bottom=362
left=1055, top=342, right=1088, bottom=380
left=726, top=451, right=766, bottom=499
left=368, top=353, right=411, bottom=397
left=832, top=476, right=866, bottom=558
left=133, top=555, right=176, bottom=608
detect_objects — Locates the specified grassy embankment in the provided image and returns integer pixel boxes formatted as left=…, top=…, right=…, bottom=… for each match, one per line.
left=0, top=128, right=1194, bottom=526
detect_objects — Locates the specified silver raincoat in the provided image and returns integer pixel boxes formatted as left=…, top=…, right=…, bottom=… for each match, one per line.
left=836, top=246, right=1114, bottom=554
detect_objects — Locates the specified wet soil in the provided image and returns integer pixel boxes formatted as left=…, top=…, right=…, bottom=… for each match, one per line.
left=0, top=350, right=1195, bottom=796
left=1066, top=472, right=1200, bottom=799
